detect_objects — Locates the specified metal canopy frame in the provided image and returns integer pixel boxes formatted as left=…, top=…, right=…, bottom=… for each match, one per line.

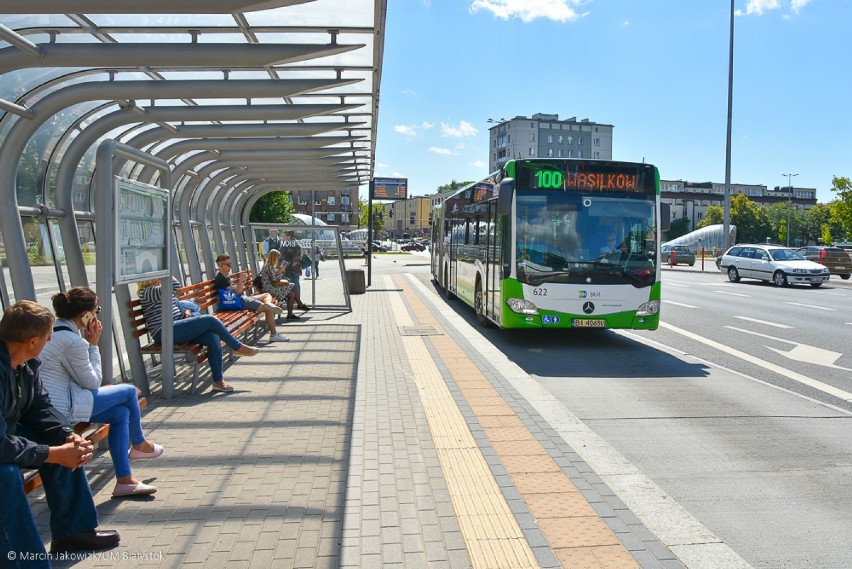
left=0, top=0, right=386, bottom=389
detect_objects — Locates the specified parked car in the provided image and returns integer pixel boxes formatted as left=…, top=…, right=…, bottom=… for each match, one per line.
left=371, top=241, right=388, bottom=252
left=718, top=244, right=830, bottom=287
left=661, top=244, right=696, bottom=266
left=795, top=246, right=851, bottom=280
left=401, top=242, right=426, bottom=252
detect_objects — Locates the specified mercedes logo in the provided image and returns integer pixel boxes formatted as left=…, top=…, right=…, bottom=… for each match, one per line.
left=582, top=301, right=595, bottom=314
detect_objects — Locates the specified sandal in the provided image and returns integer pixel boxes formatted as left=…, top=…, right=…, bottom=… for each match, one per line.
left=297, top=304, right=310, bottom=311
left=212, top=382, right=234, bottom=393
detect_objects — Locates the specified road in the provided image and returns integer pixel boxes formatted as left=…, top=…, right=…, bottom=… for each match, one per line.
left=406, top=255, right=852, bottom=569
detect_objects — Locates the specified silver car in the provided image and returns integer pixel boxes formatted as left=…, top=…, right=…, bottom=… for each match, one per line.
left=718, top=244, right=830, bottom=287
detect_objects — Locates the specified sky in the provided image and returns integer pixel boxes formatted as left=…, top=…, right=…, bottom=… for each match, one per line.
left=372, top=0, right=850, bottom=204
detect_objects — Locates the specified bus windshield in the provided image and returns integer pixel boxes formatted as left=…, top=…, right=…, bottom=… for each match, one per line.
left=515, top=192, right=657, bottom=286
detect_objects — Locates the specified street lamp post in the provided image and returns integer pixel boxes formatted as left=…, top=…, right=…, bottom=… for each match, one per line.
left=783, top=172, right=798, bottom=247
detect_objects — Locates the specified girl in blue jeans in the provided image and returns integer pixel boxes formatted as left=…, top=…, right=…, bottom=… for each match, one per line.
left=40, top=287, right=164, bottom=497
left=137, top=278, right=259, bottom=393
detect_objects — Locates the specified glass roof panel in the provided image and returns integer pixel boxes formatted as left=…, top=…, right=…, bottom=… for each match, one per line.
left=0, top=1, right=383, bottom=200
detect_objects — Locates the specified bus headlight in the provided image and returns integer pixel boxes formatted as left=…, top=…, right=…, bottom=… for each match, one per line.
left=636, top=300, right=660, bottom=317
left=506, top=298, right=539, bottom=315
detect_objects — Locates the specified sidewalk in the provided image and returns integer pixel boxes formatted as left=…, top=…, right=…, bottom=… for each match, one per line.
left=32, top=255, right=720, bottom=569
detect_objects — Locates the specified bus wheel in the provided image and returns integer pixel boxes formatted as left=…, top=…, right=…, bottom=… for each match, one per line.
left=475, top=280, right=491, bottom=327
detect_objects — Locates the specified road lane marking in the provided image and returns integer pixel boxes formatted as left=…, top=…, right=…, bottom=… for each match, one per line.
left=725, top=327, right=852, bottom=371
left=785, top=301, right=834, bottom=311
left=665, top=282, right=690, bottom=288
left=733, top=316, right=791, bottom=329
left=661, top=322, right=852, bottom=402
left=663, top=300, right=698, bottom=308
left=714, top=290, right=749, bottom=297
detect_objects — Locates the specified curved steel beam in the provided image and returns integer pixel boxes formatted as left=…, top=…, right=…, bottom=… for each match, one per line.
left=0, top=77, right=358, bottom=298
left=55, top=104, right=356, bottom=286
left=0, top=0, right=314, bottom=14
left=0, top=42, right=363, bottom=75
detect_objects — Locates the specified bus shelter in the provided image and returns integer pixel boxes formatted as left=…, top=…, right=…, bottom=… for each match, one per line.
left=0, top=0, right=385, bottom=395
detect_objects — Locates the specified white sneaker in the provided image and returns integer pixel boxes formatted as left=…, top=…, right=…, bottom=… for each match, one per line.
left=270, top=333, right=290, bottom=342
left=267, top=304, right=284, bottom=315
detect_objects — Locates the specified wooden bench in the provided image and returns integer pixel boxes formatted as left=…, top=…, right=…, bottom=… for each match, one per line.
left=127, top=271, right=263, bottom=394
left=23, top=396, right=148, bottom=494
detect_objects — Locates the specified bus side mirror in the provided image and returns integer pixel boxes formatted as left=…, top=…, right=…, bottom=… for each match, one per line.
left=660, top=202, right=671, bottom=231
left=497, top=178, right=514, bottom=216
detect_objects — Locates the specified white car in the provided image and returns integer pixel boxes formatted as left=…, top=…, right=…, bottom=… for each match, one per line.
left=718, top=244, right=830, bottom=287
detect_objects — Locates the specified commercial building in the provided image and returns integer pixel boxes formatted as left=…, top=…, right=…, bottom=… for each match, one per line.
left=661, top=180, right=818, bottom=231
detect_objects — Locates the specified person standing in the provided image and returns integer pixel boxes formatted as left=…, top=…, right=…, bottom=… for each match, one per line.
left=262, top=229, right=283, bottom=256
left=0, top=300, right=120, bottom=564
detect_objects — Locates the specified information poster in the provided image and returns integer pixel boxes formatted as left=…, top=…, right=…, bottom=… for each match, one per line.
left=114, top=178, right=171, bottom=284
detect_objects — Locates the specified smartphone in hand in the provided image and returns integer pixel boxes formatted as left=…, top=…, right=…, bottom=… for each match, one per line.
left=81, top=311, right=95, bottom=327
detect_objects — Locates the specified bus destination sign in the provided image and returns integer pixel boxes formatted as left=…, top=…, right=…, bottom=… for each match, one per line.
left=371, top=177, right=408, bottom=200
left=516, top=161, right=650, bottom=194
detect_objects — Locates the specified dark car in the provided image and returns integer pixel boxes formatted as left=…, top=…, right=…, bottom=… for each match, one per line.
left=401, top=242, right=426, bottom=252
left=795, top=246, right=851, bottom=280
left=371, top=241, right=388, bottom=252
left=661, top=244, right=696, bottom=266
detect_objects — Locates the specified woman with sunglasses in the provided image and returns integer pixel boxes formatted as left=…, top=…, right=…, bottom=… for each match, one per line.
left=39, top=286, right=163, bottom=497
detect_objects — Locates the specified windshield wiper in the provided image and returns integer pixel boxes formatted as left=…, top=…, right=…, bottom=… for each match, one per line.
left=527, top=271, right=573, bottom=286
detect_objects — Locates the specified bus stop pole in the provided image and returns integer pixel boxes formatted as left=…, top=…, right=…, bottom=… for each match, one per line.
left=367, top=181, right=373, bottom=288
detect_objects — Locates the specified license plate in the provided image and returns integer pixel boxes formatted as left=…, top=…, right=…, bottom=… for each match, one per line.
left=837, top=266, right=847, bottom=270
left=572, top=319, right=606, bottom=328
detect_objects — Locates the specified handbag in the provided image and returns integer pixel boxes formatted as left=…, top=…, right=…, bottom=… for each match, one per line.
left=217, top=289, right=244, bottom=311
left=253, top=274, right=264, bottom=292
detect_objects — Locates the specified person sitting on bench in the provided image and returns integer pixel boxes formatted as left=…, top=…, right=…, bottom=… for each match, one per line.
left=137, top=278, right=260, bottom=393
left=40, top=286, right=163, bottom=498
left=213, top=254, right=288, bottom=343
left=0, top=300, right=120, bottom=562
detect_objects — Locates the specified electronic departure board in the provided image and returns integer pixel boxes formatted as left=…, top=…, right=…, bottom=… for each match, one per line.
left=371, top=177, right=408, bottom=200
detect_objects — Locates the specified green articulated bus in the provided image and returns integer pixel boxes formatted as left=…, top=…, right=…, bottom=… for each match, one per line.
left=431, top=158, right=669, bottom=329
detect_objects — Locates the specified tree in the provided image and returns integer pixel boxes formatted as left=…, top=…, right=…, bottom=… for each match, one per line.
left=436, top=180, right=473, bottom=192
left=665, top=217, right=691, bottom=241
left=699, top=195, right=769, bottom=243
left=249, top=191, right=295, bottom=223
left=698, top=205, right=723, bottom=227
left=357, top=198, right=389, bottom=234
left=830, top=176, right=852, bottom=242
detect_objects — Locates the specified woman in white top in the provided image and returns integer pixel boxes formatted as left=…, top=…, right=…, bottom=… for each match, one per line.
left=40, top=287, right=163, bottom=497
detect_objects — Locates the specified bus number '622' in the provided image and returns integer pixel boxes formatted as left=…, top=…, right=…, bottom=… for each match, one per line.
left=532, top=288, right=547, bottom=296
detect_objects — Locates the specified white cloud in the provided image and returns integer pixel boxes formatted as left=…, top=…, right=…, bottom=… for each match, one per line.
left=401, top=88, right=417, bottom=96
left=422, top=121, right=435, bottom=129
left=471, top=160, right=487, bottom=169
left=441, top=120, right=478, bottom=138
left=429, top=147, right=457, bottom=156
left=394, top=124, right=418, bottom=136
left=791, top=0, right=812, bottom=13
left=469, top=0, right=587, bottom=23
left=739, top=0, right=809, bottom=16
left=455, top=143, right=466, bottom=150
left=744, top=0, right=780, bottom=15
